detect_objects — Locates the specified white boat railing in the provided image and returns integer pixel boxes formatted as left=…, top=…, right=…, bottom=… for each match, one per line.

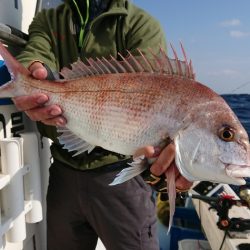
left=0, top=133, right=43, bottom=249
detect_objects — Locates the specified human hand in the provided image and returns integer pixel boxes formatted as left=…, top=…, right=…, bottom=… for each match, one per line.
left=12, top=62, right=66, bottom=126
left=134, top=143, right=193, bottom=191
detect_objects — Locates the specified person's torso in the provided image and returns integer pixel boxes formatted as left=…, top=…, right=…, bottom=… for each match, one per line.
left=38, top=0, right=131, bottom=170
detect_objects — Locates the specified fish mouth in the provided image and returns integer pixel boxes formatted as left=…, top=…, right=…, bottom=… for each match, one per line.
left=225, top=164, right=250, bottom=185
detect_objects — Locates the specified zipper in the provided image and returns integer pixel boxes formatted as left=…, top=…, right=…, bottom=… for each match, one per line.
left=81, top=11, right=127, bottom=50
left=70, top=1, right=127, bottom=55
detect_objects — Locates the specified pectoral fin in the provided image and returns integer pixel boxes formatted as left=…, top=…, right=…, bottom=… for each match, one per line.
left=57, top=127, right=95, bottom=156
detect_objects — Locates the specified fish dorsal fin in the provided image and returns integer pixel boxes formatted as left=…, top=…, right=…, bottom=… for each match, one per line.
left=57, top=127, right=95, bottom=156
left=60, top=45, right=195, bottom=80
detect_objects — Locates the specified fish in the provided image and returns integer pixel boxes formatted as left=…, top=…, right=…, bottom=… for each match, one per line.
left=0, top=41, right=250, bottom=230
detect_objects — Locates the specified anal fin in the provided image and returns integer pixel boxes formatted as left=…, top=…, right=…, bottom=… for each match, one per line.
left=109, top=155, right=147, bottom=185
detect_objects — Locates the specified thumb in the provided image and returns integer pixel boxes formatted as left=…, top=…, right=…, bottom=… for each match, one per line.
left=29, top=61, right=48, bottom=80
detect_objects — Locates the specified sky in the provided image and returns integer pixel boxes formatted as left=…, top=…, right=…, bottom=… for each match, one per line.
left=133, top=0, right=250, bottom=94
left=1, top=0, right=250, bottom=94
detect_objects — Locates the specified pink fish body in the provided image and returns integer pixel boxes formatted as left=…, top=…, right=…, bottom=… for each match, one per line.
left=0, top=42, right=250, bottom=187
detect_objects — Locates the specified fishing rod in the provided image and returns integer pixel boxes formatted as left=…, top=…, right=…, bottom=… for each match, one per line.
left=230, top=80, right=250, bottom=93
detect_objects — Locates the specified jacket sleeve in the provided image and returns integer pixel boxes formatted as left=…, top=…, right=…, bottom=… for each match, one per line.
left=124, top=3, right=167, bottom=56
left=16, top=10, right=58, bottom=71
left=15, top=9, right=61, bottom=142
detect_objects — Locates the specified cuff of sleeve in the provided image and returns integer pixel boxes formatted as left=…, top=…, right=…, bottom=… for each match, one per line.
left=27, top=60, right=44, bottom=70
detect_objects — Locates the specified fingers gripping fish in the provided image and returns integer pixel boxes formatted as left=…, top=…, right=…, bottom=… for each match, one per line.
left=0, top=42, right=250, bottom=230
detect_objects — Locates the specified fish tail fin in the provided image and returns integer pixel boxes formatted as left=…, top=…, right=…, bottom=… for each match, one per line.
left=0, top=42, right=29, bottom=97
left=0, top=42, right=29, bottom=77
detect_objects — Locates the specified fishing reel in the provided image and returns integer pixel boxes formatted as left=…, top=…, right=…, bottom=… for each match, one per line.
left=190, top=185, right=250, bottom=232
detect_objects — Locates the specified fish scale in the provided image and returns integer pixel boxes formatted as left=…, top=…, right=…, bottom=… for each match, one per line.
left=57, top=76, right=169, bottom=154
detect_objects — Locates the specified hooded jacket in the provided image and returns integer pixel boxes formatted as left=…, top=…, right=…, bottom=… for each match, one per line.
left=17, top=0, right=167, bottom=170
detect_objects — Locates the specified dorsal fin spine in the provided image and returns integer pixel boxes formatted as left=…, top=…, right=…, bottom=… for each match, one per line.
left=97, top=58, right=111, bottom=74
left=59, top=45, right=195, bottom=80
left=103, top=56, right=119, bottom=73
left=72, top=60, right=86, bottom=77
left=136, top=49, right=154, bottom=73
left=91, top=58, right=105, bottom=74
left=79, top=60, right=93, bottom=76
left=160, top=47, right=174, bottom=75
left=77, top=63, right=89, bottom=76
left=170, top=43, right=183, bottom=76
left=109, top=55, right=126, bottom=73
left=189, top=59, right=195, bottom=79
left=148, top=47, right=163, bottom=73
left=126, top=50, right=144, bottom=72
left=85, top=57, right=99, bottom=75
left=180, top=42, right=191, bottom=78
left=118, top=52, right=135, bottom=73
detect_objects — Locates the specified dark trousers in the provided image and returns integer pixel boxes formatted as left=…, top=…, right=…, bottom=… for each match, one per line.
left=47, top=160, right=159, bottom=250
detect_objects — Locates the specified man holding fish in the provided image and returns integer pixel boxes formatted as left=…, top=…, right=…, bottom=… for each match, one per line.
left=1, top=0, right=249, bottom=250
left=7, top=0, right=192, bottom=249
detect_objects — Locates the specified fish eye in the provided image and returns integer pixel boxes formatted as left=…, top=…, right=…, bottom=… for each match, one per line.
left=219, top=127, right=235, bottom=142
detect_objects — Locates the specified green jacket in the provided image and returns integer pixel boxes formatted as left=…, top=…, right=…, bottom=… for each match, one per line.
left=17, top=0, right=167, bottom=170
